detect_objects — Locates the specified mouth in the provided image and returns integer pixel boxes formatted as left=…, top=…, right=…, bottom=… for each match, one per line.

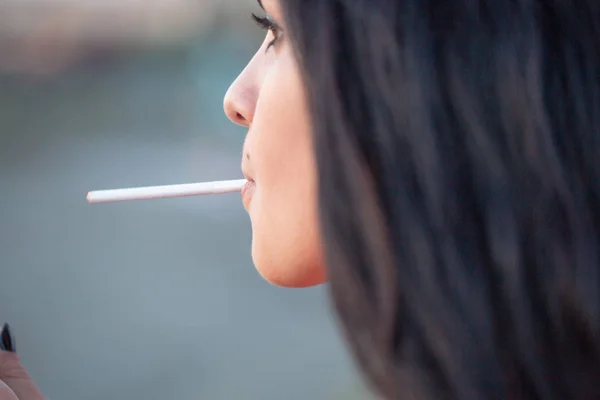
left=241, top=178, right=256, bottom=210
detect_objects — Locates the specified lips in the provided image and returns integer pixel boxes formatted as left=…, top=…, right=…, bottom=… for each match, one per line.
left=241, top=179, right=256, bottom=210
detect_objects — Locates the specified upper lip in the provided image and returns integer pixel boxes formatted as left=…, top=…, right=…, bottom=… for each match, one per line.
left=241, top=164, right=255, bottom=183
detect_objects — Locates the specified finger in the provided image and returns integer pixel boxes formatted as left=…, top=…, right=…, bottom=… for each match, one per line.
left=0, top=324, right=45, bottom=400
left=0, top=352, right=45, bottom=400
left=0, top=380, right=18, bottom=400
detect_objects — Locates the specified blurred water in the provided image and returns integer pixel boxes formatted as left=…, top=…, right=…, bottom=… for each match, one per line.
left=0, top=37, right=371, bottom=399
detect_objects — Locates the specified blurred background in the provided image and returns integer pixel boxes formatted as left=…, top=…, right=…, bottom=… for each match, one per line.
left=0, top=1, right=373, bottom=399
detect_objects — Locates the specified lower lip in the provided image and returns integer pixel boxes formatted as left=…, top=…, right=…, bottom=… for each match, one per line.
left=241, top=180, right=256, bottom=209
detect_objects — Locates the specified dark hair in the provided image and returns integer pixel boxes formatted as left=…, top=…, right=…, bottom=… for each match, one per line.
left=282, top=1, right=600, bottom=399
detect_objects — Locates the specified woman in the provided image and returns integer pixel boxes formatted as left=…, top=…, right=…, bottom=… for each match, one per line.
left=2, top=0, right=600, bottom=398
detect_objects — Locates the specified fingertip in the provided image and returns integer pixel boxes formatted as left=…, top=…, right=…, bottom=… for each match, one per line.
left=0, top=324, right=15, bottom=353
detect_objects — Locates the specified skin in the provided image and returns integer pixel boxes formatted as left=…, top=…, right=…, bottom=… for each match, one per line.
left=223, top=0, right=326, bottom=287
left=0, top=352, right=45, bottom=400
left=0, top=2, right=327, bottom=399
left=0, top=2, right=326, bottom=398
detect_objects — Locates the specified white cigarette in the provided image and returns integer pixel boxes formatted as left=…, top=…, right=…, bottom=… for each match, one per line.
left=86, top=179, right=247, bottom=204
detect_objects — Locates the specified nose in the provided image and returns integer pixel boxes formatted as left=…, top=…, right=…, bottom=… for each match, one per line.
left=223, top=71, right=257, bottom=127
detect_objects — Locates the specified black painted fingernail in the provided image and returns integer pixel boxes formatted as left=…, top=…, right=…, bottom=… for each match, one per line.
left=0, top=323, right=15, bottom=353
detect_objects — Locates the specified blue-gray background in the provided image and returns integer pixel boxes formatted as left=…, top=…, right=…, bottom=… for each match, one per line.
left=0, top=2, right=372, bottom=399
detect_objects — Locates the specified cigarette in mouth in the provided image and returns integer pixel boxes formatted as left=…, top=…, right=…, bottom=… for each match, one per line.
left=86, top=179, right=247, bottom=204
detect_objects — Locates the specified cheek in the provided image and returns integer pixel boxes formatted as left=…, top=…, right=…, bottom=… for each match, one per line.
left=247, top=53, right=326, bottom=287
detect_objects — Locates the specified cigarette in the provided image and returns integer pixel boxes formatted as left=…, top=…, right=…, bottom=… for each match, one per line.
left=86, top=179, right=247, bottom=204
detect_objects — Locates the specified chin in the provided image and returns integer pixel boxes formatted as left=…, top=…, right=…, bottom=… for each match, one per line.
left=260, top=268, right=327, bottom=288
left=251, top=243, right=327, bottom=288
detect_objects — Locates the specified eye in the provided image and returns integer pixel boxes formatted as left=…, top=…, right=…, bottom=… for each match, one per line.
left=251, top=13, right=283, bottom=51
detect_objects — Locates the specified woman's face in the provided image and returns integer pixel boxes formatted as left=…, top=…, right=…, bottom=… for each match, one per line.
left=223, top=0, right=326, bottom=287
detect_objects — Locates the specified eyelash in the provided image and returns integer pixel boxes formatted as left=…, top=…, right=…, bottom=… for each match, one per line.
left=251, top=13, right=282, bottom=51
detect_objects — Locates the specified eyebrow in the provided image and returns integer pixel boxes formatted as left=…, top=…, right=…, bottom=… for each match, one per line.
left=257, top=0, right=264, bottom=10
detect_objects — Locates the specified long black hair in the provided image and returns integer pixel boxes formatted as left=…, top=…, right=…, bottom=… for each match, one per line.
left=282, top=1, right=600, bottom=398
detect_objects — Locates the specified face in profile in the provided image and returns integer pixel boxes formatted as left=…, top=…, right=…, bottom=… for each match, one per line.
left=223, top=0, right=326, bottom=287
